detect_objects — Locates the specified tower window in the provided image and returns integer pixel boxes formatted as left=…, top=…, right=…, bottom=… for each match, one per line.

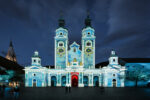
left=113, top=59, right=115, bottom=62
left=58, top=42, right=64, bottom=47
left=33, top=74, right=36, bottom=76
left=113, top=74, right=115, bottom=77
left=87, top=42, right=91, bottom=46
left=34, top=60, right=36, bottom=63
left=88, top=32, right=90, bottom=35
left=38, top=60, right=40, bottom=63
left=59, top=43, right=63, bottom=47
left=60, top=33, right=63, bottom=35
left=86, top=41, right=92, bottom=47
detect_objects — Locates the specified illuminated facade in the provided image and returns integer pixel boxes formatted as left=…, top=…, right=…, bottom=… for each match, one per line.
left=24, top=15, right=126, bottom=87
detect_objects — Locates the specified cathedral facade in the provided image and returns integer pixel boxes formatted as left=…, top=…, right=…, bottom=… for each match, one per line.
left=24, top=15, right=126, bottom=87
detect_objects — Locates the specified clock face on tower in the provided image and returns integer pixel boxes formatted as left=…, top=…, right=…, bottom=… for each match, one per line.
left=86, top=48, right=92, bottom=53
left=85, top=47, right=93, bottom=55
left=59, top=48, right=64, bottom=53
left=57, top=47, right=65, bottom=56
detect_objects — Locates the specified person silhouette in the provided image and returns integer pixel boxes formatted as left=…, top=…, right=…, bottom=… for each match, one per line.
left=13, top=85, right=20, bottom=99
left=65, top=84, right=68, bottom=93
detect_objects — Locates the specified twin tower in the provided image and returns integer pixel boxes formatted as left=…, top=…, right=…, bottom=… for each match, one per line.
left=55, top=14, right=96, bottom=69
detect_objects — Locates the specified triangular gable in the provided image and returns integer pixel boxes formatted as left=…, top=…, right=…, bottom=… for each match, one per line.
left=70, top=42, right=80, bottom=48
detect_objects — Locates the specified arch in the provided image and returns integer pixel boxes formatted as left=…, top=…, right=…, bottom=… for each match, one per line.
left=71, top=75, right=78, bottom=87
left=51, top=76, right=57, bottom=87
left=58, top=41, right=64, bottom=47
left=83, top=76, right=88, bottom=87
left=112, top=79, right=117, bottom=87
left=86, top=40, right=92, bottom=47
left=33, top=79, right=36, bottom=87
left=61, top=76, right=66, bottom=87
left=93, top=76, right=99, bottom=87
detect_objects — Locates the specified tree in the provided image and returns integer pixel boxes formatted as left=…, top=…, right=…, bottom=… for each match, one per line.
left=126, top=64, right=149, bottom=87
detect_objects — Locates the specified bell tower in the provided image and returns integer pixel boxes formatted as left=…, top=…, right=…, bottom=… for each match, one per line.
left=109, top=50, right=119, bottom=65
left=6, top=41, right=17, bottom=62
left=82, top=12, right=96, bottom=69
left=55, top=14, right=68, bottom=69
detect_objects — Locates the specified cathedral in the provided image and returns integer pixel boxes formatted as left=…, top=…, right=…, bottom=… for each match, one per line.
left=24, top=14, right=126, bottom=87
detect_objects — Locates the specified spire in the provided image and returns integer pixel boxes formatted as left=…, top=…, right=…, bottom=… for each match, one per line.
left=32, top=51, right=40, bottom=58
left=6, top=41, right=17, bottom=62
left=85, top=10, right=91, bottom=27
left=110, top=50, right=117, bottom=57
left=10, top=40, right=13, bottom=47
left=58, top=11, right=65, bottom=27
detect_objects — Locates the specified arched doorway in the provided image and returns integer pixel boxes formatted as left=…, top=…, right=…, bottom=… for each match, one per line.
left=83, top=76, right=88, bottom=87
left=51, top=76, right=57, bottom=87
left=93, top=76, right=99, bottom=87
left=112, top=79, right=117, bottom=87
left=61, top=76, right=66, bottom=87
left=33, top=79, right=36, bottom=87
left=71, top=75, right=78, bottom=87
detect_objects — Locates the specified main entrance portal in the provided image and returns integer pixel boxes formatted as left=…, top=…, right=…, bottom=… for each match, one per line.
left=71, top=75, right=78, bottom=87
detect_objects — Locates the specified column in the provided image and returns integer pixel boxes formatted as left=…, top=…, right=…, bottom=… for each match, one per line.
left=89, top=73, right=93, bottom=86
left=99, top=74, right=101, bottom=87
left=69, top=72, right=71, bottom=86
left=25, top=72, right=28, bottom=87
left=66, top=72, right=70, bottom=86
left=57, top=73, right=61, bottom=86
left=78, top=72, right=84, bottom=87
left=48, top=74, right=51, bottom=86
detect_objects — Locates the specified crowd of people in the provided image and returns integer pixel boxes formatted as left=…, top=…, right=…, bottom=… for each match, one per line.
left=0, top=84, right=20, bottom=99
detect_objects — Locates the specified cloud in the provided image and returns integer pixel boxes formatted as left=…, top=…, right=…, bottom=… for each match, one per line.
left=0, top=0, right=150, bottom=65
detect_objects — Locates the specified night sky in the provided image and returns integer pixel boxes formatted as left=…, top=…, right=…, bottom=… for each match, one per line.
left=0, top=0, right=150, bottom=66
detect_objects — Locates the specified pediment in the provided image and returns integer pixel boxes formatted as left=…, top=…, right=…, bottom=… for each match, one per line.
left=31, top=67, right=39, bottom=69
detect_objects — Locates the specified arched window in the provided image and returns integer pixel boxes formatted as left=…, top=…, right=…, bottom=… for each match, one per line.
left=113, top=74, right=115, bottom=77
left=113, top=59, right=115, bottom=62
left=58, top=41, right=64, bottom=47
left=86, top=41, right=92, bottom=47
left=73, top=47, right=76, bottom=52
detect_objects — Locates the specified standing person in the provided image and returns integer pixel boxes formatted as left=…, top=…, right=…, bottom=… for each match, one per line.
left=100, top=86, right=105, bottom=95
left=65, top=84, right=68, bottom=93
left=1, top=84, right=6, bottom=98
left=13, top=85, right=19, bottom=99
left=69, top=84, right=71, bottom=93
left=0, top=85, right=3, bottom=98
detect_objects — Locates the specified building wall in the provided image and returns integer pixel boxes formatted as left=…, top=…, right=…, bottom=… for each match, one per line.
left=25, top=71, right=46, bottom=87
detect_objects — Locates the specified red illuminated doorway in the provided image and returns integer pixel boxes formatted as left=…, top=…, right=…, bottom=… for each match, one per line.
left=71, top=75, right=78, bottom=87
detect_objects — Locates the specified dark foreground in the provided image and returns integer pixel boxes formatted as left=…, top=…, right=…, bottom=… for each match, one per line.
left=1, top=87, right=150, bottom=100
